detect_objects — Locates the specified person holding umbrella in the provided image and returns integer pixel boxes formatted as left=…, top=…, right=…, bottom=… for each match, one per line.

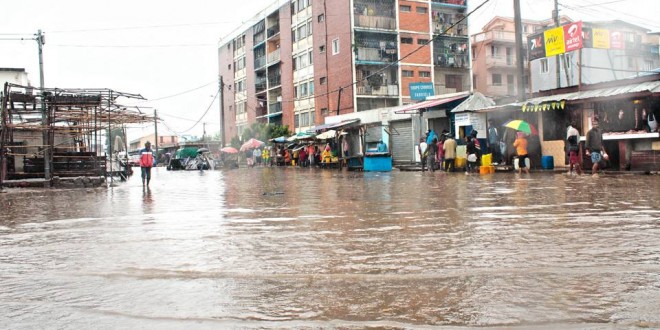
left=513, top=132, right=530, bottom=174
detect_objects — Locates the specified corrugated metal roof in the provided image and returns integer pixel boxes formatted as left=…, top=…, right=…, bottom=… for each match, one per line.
left=478, top=80, right=660, bottom=112
left=451, top=92, right=496, bottom=113
left=514, top=80, right=660, bottom=105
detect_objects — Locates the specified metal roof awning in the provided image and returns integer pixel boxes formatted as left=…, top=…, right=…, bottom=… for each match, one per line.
left=314, top=118, right=361, bottom=132
left=395, top=92, right=469, bottom=114
left=478, top=80, right=660, bottom=113
left=256, top=112, right=283, bottom=119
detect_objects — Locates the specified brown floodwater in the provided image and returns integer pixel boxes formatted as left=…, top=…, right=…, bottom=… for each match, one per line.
left=1, top=168, right=659, bottom=329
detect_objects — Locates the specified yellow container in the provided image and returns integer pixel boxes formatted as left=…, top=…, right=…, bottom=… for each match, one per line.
left=481, top=153, right=492, bottom=167
left=455, top=157, right=466, bottom=169
left=480, top=165, right=494, bottom=175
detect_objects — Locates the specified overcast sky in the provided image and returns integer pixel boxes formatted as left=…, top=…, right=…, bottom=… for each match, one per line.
left=1, top=0, right=658, bottom=140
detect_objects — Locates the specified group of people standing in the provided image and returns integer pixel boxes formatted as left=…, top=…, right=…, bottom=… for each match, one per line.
left=245, top=143, right=333, bottom=168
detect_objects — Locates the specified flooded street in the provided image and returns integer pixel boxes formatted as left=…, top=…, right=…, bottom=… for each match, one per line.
left=1, top=168, right=659, bottom=329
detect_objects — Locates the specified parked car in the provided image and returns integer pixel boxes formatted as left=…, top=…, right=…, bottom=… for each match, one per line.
left=128, top=154, right=141, bottom=167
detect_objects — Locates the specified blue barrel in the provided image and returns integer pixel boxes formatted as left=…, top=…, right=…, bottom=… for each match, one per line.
left=541, top=155, right=554, bottom=170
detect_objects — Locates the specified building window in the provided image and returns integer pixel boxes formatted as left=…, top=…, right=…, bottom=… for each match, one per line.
left=171, top=136, right=175, bottom=143
left=561, top=54, right=572, bottom=70
left=416, top=6, right=428, bottom=14
left=401, top=37, right=413, bottom=44
left=318, top=13, right=325, bottom=22
left=321, top=108, right=329, bottom=116
left=402, top=70, right=414, bottom=77
left=540, top=58, right=549, bottom=74
left=320, top=77, right=327, bottom=85
left=332, top=38, right=340, bottom=55
left=319, top=45, right=325, bottom=53
left=417, top=38, right=429, bottom=45
left=492, top=73, right=502, bottom=86
left=491, top=45, right=498, bottom=56
left=228, top=64, right=231, bottom=70
left=419, top=71, right=431, bottom=78
left=400, top=5, right=411, bottom=12
left=473, top=74, right=477, bottom=89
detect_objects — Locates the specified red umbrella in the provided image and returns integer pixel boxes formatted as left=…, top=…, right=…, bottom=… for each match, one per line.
left=220, top=147, right=238, bottom=154
left=240, top=138, right=265, bottom=151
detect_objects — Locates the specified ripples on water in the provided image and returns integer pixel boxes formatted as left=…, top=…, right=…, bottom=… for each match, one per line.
left=1, top=168, right=659, bottom=329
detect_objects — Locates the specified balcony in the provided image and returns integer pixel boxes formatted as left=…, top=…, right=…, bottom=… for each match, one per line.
left=255, top=77, right=267, bottom=93
left=354, top=15, right=396, bottom=30
left=472, top=30, right=524, bottom=44
left=434, top=54, right=469, bottom=69
left=355, top=47, right=398, bottom=63
left=267, top=49, right=281, bottom=65
left=433, top=22, right=468, bottom=37
left=269, top=102, right=282, bottom=114
left=356, top=84, right=399, bottom=96
left=267, top=25, right=280, bottom=39
left=253, top=33, right=265, bottom=45
left=254, top=56, right=266, bottom=69
left=432, top=0, right=467, bottom=6
left=268, top=75, right=281, bottom=87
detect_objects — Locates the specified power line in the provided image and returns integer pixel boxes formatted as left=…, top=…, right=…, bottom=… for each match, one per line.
left=128, top=81, right=217, bottom=104
left=177, top=89, right=220, bottom=134
left=50, top=43, right=216, bottom=48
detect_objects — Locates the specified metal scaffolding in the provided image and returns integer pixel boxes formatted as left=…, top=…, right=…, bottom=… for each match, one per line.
left=1, top=82, right=153, bottom=185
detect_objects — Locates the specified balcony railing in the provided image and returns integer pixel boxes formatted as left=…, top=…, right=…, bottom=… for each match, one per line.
left=432, top=0, right=467, bottom=6
left=254, top=56, right=266, bottom=69
left=255, top=77, right=267, bottom=93
left=472, top=30, right=531, bottom=44
left=355, top=47, right=397, bottom=63
left=433, top=22, right=468, bottom=37
left=354, top=14, right=396, bottom=30
left=484, top=55, right=528, bottom=69
left=269, top=102, right=282, bottom=114
left=268, top=75, right=281, bottom=87
left=267, top=25, right=280, bottom=38
left=253, top=33, right=265, bottom=45
left=356, top=84, right=399, bottom=96
left=434, top=54, right=469, bottom=68
left=267, top=49, right=281, bottom=64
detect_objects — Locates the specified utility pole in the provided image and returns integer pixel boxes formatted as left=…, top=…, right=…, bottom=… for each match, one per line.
left=219, top=76, right=225, bottom=147
left=554, top=0, right=561, bottom=89
left=37, top=29, right=50, bottom=182
left=154, top=109, right=159, bottom=165
left=513, top=0, right=526, bottom=101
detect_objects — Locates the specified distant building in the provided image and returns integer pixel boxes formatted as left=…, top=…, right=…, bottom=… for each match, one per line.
left=0, top=68, right=31, bottom=90
left=529, top=20, right=660, bottom=92
left=217, top=0, right=472, bottom=143
left=129, top=134, right=179, bottom=153
left=471, top=16, right=572, bottom=103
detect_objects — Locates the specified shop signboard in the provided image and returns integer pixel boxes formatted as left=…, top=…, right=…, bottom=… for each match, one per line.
left=409, top=82, right=435, bottom=101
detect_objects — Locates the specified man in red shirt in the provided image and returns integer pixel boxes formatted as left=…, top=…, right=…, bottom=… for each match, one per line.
left=139, top=141, right=154, bottom=186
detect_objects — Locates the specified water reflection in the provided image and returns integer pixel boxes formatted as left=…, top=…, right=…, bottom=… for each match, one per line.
left=0, top=168, right=659, bottom=328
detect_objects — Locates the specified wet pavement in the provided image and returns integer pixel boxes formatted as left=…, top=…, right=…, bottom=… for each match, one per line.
left=1, top=167, right=659, bottom=329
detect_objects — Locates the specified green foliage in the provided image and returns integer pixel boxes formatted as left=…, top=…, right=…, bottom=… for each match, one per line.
left=230, top=123, right=291, bottom=146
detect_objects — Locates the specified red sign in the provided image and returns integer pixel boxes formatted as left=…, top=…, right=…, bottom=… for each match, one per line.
left=563, top=21, right=583, bottom=52
left=610, top=31, right=624, bottom=49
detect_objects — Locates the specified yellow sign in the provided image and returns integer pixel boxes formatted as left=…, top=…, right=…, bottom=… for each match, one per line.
left=544, top=27, right=565, bottom=57
left=592, top=28, right=610, bottom=49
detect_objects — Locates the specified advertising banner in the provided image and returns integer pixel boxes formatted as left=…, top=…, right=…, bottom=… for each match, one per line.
left=563, top=21, right=583, bottom=52
left=610, top=31, right=624, bottom=49
left=592, top=28, right=610, bottom=49
left=582, top=27, right=593, bottom=48
left=527, top=32, right=546, bottom=61
left=544, top=26, right=566, bottom=57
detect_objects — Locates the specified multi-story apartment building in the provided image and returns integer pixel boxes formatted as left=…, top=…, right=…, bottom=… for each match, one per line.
left=217, top=0, right=471, bottom=142
left=529, top=20, right=660, bottom=93
left=471, top=16, right=572, bottom=103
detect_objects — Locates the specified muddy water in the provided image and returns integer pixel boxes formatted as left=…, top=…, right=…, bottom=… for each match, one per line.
left=1, top=168, right=659, bottom=329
